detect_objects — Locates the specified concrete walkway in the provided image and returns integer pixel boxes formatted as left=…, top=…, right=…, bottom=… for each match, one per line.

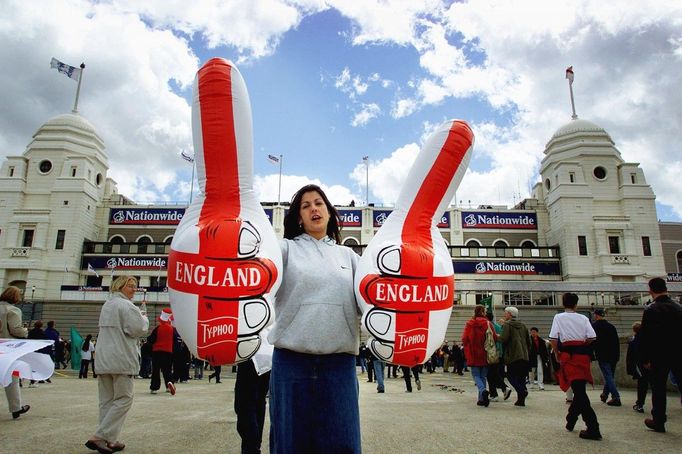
left=1, top=368, right=680, bottom=453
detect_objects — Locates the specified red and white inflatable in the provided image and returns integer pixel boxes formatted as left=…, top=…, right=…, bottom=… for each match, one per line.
left=356, top=120, right=474, bottom=367
left=168, top=58, right=282, bottom=365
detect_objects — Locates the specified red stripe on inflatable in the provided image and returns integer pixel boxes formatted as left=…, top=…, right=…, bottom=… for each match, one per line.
left=197, top=59, right=241, bottom=222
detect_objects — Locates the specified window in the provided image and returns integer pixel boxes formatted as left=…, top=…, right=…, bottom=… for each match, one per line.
left=96, top=173, right=103, bottom=186
left=85, top=275, right=103, bottom=287
left=608, top=236, right=620, bottom=254
left=569, top=172, right=575, bottom=183
left=39, top=160, right=53, bottom=173
left=520, top=240, right=536, bottom=248
left=71, top=166, right=77, bottom=177
left=151, top=276, right=167, bottom=288
left=63, top=200, right=69, bottom=205
left=578, top=236, right=588, bottom=256
left=137, top=236, right=152, bottom=253
left=8, top=166, right=14, bottom=177
left=22, top=229, right=34, bottom=247
left=630, top=173, right=637, bottom=184
left=545, top=178, right=551, bottom=191
left=493, top=240, right=508, bottom=258
left=593, top=166, right=607, bottom=180
left=641, top=236, right=651, bottom=256
left=55, top=230, right=66, bottom=250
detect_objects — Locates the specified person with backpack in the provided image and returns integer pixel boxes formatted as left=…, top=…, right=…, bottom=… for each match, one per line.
left=461, top=304, right=497, bottom=407
left=499, top=307, right=531, bottom=406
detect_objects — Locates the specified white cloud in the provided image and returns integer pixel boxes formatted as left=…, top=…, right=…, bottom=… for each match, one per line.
left=351, top=103, right=381, bottom=127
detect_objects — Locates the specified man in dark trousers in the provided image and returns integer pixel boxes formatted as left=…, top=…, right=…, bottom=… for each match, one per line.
left=638, top=277, right=682, bottom=433
left=592, top=308, right=621, bottom=406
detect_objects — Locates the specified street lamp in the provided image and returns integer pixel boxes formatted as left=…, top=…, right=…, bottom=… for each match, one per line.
left=31, top=285, right=36, bottom=300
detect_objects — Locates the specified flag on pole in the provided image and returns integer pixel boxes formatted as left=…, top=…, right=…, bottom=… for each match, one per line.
left=267, top=154, right=280, bottom=164
left=565, top=66, right=574, bottom=84
left=181, top=150, right=195, bottom=163
left=50, top=57, right=81, bottom=81
left=481, top=295, right=494, bottom=316
left=87, top=263, right=99, bottom=278
left=362, top=156, right=368, bottom=161
left=70, top=327, right=83, bottom=371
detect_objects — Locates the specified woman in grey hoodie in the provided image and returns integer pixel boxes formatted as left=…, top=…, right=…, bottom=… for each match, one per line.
left=268, top=184, right=361, bottom=454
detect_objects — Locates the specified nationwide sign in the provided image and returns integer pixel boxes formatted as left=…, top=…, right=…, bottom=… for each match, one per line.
left=453, top=260, right=561, bottom=276
left=372, top=210, right=450, bottom=228
left=668, top=273, right=682, bottom=282
left=110, top=208, right=185, bottom=225
left=84, top=256, right=167, bottom=270
left=462, top=211, right=537, bottom=229
left=338, top=209, right=362, bottom=227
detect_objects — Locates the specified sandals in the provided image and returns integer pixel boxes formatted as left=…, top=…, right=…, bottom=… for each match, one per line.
left=85, top=439, right=113, bottom=453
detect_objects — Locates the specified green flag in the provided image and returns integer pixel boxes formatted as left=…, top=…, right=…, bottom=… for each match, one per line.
left=70, top=327, right=83, bottom=371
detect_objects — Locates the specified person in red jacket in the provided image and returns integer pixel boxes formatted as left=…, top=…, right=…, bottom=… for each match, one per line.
left=462, top=304, right=496, bottom=407
left=148, top=308, right=176, bottom=395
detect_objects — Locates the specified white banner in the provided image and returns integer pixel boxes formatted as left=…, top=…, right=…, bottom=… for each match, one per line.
left=0, top=339, right=55, bottom=387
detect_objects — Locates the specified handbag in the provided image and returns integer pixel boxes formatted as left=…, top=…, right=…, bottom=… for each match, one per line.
left=484, top=324, right=499, bottom=364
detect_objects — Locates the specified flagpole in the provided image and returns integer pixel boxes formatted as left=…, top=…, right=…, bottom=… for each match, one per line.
left=189, top=158, right=196, bottom=204
left=566, top=66, right=578, bottom=120
left=277, top=154, right=283, bottom=206
left=72, top=63, right=85, bottom=113
left=365, top=157, right=369, bottom=206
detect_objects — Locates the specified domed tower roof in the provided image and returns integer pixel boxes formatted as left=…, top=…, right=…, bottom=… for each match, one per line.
left=541, top=117, right=621, bottom=171
left=26, top=112, right=107, bottom=165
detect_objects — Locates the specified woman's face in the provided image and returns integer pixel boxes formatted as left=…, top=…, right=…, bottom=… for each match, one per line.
left=298, top=190, right=330, bottom=240
left=122, top=279, right=137, bottom=300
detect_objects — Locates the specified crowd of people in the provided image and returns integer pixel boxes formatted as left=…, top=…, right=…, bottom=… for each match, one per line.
left=2, top=183, right=681, bottom=453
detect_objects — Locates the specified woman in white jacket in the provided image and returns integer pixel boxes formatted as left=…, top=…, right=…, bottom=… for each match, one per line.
left=85, top=275, right=149, bottom=453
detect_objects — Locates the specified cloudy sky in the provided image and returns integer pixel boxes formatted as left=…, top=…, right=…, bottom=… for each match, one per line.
left=1, top=0, right=681, bottom=221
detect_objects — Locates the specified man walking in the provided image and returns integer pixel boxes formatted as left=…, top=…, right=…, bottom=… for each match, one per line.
left=638, top=277, right=682, bottom=433
left=592, top=308, right=621, bottom=406
left=499, top=307, right=531, bottom=406
left=550, top=293, right=601, bottom=440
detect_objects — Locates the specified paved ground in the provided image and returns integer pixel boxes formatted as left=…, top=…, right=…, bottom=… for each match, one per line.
left=1, top=368, right=680, bottom=453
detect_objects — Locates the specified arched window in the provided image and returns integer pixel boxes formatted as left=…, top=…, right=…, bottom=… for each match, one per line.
left=137, top=235, right=152, bottom=254
left=520, top=240, right=536, bottom=248
left=465, top=239, right=481, bottom=247
left=493, top=240, right=508, bottom=258
left=109, top=235, right=125, bottom=243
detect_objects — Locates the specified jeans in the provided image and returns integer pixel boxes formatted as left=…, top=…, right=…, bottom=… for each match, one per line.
left=79, top=359, right=91, bottom=378
left=470, top=366, right=488, bottom=401
left=598, top=361, right=620, bottom=399
left=373, top=360, right=385, bottom=392
left=235, top=361, right=270, bottom=454
left=358, top=356, right=367, bottom=373
left=269, top=349, right=361, bottom=454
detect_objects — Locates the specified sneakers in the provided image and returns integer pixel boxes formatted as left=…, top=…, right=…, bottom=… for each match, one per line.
left=644, top=418, right=665, bottom=433
left=633, top=404, right=644, bottom=413
left=150, top=389, right=158, bottom=394
left=416, top=379, right=421, bottom=391
left=578, top=429, right=602, bottom=440
left=606, top=398, right=621, bottom=407
left=167, top=382, right=176, bottom=396
left=538, top=385, right=545, bottom=390
left=489, top=396, right=499, bottom=402
left=503, top=388, right=512, bottom=401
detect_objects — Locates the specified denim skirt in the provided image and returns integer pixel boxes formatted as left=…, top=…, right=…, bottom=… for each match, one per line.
left=269, top=348, right=361, bottom=453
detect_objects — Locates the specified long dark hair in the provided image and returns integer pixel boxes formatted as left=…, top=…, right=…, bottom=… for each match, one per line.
left=82, top=334, right=92, bottom=352
left=283, top=184, right=341, bottom=243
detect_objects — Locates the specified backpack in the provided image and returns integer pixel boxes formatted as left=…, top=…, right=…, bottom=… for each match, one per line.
left=484, top=323, right=499, bottom=364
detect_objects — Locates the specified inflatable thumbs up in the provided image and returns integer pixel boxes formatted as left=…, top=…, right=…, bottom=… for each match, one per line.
left=168, top=58, right=282, bottom=366
left=356, top=120, right=474, bottom=367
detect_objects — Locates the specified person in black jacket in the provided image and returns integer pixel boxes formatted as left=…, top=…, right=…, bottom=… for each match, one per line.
left=529, top=327, right=549, bottom=390
left=638, top=278, right=682, bottom=433
left=626, top=322, right=648, bottom=413
left=592, top=308, right=621, bottom=406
